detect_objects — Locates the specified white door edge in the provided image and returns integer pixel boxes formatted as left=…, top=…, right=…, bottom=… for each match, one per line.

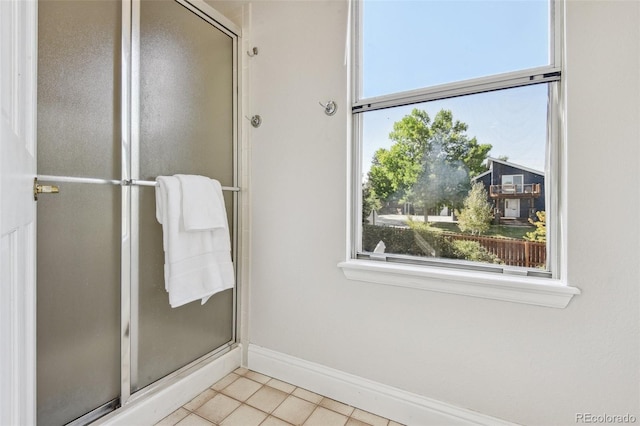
left=0, top=0, right=38, bottom=423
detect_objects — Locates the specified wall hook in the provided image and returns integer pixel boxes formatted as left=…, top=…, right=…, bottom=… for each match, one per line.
left=247, top=47, right=259, bottom=57
left=245, top=115, right=262, bottom=128
left=319, top=100, right=337, bottom=116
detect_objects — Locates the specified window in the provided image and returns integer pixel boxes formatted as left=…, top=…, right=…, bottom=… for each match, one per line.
left=349, top=0, right=563, bottom=279
left=501, top=175, right=524, bottom=193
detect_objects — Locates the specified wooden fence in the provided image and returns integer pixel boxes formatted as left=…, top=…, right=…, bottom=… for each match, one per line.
left=445, top=233, right=546, bottom=268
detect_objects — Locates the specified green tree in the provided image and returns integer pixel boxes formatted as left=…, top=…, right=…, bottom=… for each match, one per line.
left=362, top=181, right=381, bottom=223
left=456, top=182, right=494, bottom=235
left=426, top=110, right=491, bottom=177
left=410, top=139, right=471, bottom=213
left=524, top=211, right=546, bottom=242
left=368, top=141, right=422, bottom=204
left=367, top=109, right=492, bottom=213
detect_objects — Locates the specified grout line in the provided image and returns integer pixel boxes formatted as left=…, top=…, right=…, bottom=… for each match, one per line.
left=174, top=369, right=400, bottom=426
left=186, top=411, right=215, bottom=426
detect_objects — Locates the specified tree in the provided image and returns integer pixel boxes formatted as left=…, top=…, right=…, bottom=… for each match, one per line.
left=362, top=181, right=381, bottom=223
left=524, top=211, right=546, bottom=242
left=368, top=141, right=422, bottom=204
left=410, top=138, right=471, bottom=213
left=367, top=109, right=492, bottom=214
left=456, top=182, right=493, bottom=235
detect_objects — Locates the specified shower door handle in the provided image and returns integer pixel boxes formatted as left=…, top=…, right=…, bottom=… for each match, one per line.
left=34, top=178, right=60, bottom=201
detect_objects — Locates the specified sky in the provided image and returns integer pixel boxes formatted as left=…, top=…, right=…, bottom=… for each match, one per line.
left=361, top=0, right=552, bottom=174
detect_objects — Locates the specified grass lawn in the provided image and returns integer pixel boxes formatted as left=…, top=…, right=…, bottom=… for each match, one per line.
left=427, top=221, right=534, bottom=240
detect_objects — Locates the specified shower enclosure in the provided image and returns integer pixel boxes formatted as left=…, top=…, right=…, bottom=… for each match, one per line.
left=36, top=1, right=239, bottom=424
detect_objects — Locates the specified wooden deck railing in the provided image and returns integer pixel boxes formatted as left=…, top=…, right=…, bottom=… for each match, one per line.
left=489, top=183, right=541, bottom=198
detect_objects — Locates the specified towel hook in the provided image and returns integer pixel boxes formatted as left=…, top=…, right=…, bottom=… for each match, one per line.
left=319, top=100, right=337, bottom=116
left=247, top=47, right=259, bottom=57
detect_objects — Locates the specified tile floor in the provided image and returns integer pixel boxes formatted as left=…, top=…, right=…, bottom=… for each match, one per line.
left=155, top=368, right=404, bottom=426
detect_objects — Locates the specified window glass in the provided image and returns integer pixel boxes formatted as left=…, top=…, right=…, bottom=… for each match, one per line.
left=360, top=84, right=550, bottom=271
left=362, top=0, right=551, bottom=98
left=355, top=0, right=557, bottom=275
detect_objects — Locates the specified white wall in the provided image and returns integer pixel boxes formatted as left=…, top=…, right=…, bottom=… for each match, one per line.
left=248, top=1, right=639, bottom=424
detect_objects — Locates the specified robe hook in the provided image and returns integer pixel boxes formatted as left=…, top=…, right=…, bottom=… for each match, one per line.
left=247, top=47, right=259, bottom=57
left=319, top=100, right=337, bottom=116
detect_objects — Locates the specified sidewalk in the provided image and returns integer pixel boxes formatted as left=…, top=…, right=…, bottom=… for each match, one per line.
left=370, top=214, right=455, bottom=228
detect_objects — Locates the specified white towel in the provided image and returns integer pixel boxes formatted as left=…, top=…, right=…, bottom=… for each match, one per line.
left=155, top=176, right=234, bottom=308
left=176, top=174, right=227, bottom=231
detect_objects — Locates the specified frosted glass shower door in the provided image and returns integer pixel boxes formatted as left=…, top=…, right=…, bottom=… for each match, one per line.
left=132, top=0, right=236, bottom=391
left=36, top=1, right=122, bottom=424
left=37, top=0, right=238, bottom=421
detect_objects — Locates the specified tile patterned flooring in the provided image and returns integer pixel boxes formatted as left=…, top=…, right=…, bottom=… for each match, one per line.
left=155, top=368, right=404, bottom=426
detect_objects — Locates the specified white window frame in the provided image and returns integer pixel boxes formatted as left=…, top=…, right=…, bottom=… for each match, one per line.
left=502, top=175, right=524, bottom=194
left=339, top=0, right=580, bottom=308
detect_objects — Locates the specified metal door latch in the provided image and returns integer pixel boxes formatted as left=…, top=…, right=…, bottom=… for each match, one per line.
left=34, top=177, right=59, bottom=201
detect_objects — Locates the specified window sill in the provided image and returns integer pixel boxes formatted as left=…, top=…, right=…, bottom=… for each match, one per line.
left=338, top=260, right=580, bottom=308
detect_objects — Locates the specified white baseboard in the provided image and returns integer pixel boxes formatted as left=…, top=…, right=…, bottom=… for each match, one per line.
left=95, top=346, right=241, bottom=426
left=248, top=344, right=516, bottom=426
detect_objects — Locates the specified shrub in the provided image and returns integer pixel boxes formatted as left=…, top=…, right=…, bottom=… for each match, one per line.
left=456, top=182, right=493, bottom=235
left=362, top=224, right=422, bottom=256
left=450, top=240, right=502, bottom=264
left=362, top=223, right=502, bottom=264
left=362, top=222, right=455, bottom=258
left=408, top=220, right=456, bottom=258
left=524, top=211, right=546, bottom=242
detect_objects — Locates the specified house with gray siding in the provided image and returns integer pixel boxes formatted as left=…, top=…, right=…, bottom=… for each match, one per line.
left=473, top=157, right=545, bottom=221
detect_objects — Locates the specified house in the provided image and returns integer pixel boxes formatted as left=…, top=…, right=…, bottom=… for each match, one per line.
left=1, top=1, right=639, bottom=426
left=473, top=157, right=545, bottom=221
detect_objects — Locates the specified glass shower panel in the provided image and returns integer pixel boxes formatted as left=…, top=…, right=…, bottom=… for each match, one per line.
left=138, top=0, right=234, bottom=182
left=37, top=1, right=122, bottom=424
left=134, top=0, right=234, bottom=391
left=37, top=0, right=122, bottom=180
left=36, top=185, right=121, bottom=426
